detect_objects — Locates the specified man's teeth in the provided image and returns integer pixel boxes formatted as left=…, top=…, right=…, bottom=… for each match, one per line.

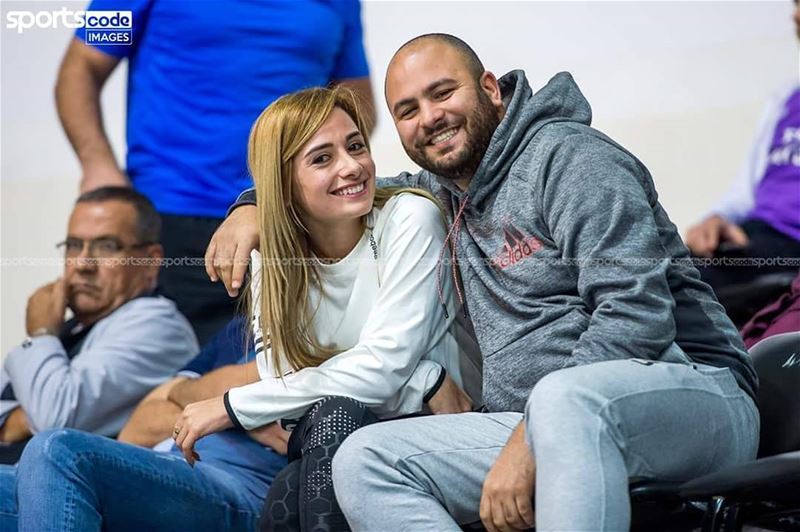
left=334, top=182, right=365, bottom=196
left=431, top=128, right=458, bottom=145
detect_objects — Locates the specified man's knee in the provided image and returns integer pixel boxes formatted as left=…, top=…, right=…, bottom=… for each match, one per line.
left=17, top=429, right=91, bottom=491
left=19, top=429, right=81, bottom=467
left=527, top=368, right=587, bottom=415
left=526, top=368, right=607, bottom=446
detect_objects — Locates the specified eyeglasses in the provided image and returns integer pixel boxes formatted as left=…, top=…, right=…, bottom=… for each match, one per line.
left=55, top=237, right=154, bottom=258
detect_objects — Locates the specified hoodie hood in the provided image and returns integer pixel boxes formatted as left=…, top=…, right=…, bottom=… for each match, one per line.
left=436, top=70, right=593, bottom=206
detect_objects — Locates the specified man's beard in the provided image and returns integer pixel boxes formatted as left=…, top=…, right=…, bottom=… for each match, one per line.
left=406, top=88, right=500, bottom=182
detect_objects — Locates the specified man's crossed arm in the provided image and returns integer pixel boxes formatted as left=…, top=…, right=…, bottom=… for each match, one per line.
left=118, top=361, right=259, bottom=447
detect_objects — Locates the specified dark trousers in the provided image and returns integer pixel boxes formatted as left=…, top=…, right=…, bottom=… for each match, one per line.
left=261, top=396, right=378, bottom=532
left=159, top=214, right=238, bottom=345
left=0, top=441, right=28, bottom=465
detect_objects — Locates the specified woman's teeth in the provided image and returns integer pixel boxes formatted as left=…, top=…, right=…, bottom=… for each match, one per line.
left=334, top=182, right=365, bottom=196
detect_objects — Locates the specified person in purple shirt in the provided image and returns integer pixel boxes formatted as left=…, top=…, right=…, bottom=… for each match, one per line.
left=685, top=0, right=800, bottom=322
left=55, top=0, right=376, bottom=345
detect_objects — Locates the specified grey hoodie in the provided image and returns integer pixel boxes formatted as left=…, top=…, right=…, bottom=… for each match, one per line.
left=233, top=70, right=757, bottom=413
left=381, top=70, right=757, bottom=412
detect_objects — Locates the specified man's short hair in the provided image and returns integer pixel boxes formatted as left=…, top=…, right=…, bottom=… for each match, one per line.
left=397, top=33, right=485, bottom=82
left=76, top=186, right=161, bottom=244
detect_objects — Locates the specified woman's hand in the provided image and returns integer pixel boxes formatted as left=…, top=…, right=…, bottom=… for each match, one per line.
left=173, top=396, right=234, bottom=466
left=248, top=422, right=291, bottom=455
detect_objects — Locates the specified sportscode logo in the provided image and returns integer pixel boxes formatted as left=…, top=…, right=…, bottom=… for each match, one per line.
left=84, top=11, right=132, bottom=45
left=6, top=9, right=132, bottom=45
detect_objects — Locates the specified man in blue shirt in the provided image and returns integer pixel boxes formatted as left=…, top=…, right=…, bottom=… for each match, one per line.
left=0, top=317, right=290, bottom=531
left=55, top=0, right=375, bottom=344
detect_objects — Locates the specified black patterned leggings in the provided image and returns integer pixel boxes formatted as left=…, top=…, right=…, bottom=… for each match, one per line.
left=260, top=396, right=378, bottom=532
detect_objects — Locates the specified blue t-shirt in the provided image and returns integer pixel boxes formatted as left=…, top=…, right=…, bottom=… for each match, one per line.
left=76, top=0, right=370, bottom=217
left=180, top=315, right=248, bottom=375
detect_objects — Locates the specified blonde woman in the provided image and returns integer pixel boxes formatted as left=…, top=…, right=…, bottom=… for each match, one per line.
left=173, top=86, right=480, bottom=531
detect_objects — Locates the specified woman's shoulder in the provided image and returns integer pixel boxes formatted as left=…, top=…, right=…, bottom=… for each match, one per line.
left=377, top=192, right=443, bottom=226
left=372, top=192, right=447, bottom=248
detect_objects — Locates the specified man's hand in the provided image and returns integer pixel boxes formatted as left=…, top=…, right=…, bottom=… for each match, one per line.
left=173, top=395, right=233, bottom=466
left=205, top=204, right=258, bottom=297
left=685, top=215, right=749, bottom=257
left=25, top=279, right=67, bottom=336
left=0, top=407, right=32, bottom=443
left=480, top=423, right=536, bottom=532
left=248, top=422, right=290, bottom=455
left=427, top=374, right=472, bottom=414
left=80, top=161, right=129, bottom=193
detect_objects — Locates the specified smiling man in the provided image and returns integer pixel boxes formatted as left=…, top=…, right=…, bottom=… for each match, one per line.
left=0, top=187, right=198, bottom=462
left=210, top=33, right=759, bottom=531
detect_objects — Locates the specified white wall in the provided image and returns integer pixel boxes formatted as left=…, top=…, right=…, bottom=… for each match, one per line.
left=1, top=0, right=797, bottom=353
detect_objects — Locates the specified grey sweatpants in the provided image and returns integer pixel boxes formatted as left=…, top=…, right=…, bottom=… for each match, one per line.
left=332, top=359, right=759, bottom=531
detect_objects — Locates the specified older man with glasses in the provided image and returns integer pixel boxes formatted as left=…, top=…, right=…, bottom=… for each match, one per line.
left=0, top=186, right=198, bottom=463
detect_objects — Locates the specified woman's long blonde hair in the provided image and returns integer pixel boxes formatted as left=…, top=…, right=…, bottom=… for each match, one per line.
left=246, top=86, right=438, bottom=375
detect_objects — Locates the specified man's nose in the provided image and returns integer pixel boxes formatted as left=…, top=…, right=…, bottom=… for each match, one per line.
left=75, top=244, right=98, bottom=271
left=420, top=102, right=445, bottom=131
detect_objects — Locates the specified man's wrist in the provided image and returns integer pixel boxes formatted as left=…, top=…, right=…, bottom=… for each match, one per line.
left=29, top=326, right=58, bottom=337
left=504, top=424, right=535, bottom=467
left=166, top=379, right=192, bottom=408
left=22, top=327, right=59, bottom=347
left=226, top=189, right=257, bottom=218
left=79, top=150, right=120, bottom=170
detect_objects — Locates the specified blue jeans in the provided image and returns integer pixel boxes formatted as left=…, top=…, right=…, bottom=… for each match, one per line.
left=0, top=428, right=287, bottom=531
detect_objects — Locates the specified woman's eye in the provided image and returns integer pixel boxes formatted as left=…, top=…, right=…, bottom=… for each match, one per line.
left=349, top=141, right=365, bottom=152
left=312, top=154, right=330, bottom=165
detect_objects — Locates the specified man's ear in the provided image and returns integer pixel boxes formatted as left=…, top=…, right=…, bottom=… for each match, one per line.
left=146, top=243, right=164, bottom=283
left=479, top=71, right=503, bottom=108
left=147, top=243, right=164, bottom=260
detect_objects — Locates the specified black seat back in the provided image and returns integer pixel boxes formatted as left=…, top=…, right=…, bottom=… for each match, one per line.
left=750, top=332, right=800, bottom=458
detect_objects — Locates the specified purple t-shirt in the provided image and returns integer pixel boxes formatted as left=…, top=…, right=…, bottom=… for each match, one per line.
left=748, top=88, right=800, bottom=241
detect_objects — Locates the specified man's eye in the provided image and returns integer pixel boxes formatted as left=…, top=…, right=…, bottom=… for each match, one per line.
left=398, top=107, right=416, bottom=119
left=95, top=240, right=121, bottom=253
left=435, top=89, right=454, bottom=100
left=65, top=241, right=83, bottom=252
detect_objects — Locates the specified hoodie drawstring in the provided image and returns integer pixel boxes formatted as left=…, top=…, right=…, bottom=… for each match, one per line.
left=436, top=194, right=469, bottom=320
